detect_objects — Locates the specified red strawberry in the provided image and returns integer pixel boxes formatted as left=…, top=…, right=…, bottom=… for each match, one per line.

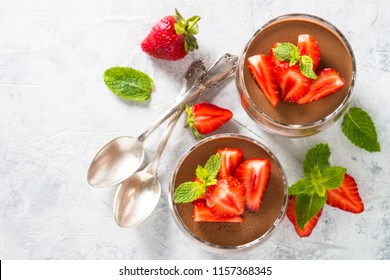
left=234, top=158, right=271, bottom=212
left=206, top=176, right=246, bottom=217
left=247, top=54, right=280, bottom=106
left=269, top=42, right=284, bottom=66
left=217, top=148, right=244, bottom=178
left=296, top=68, right=345, bottom=104
left=297, top=34, right=321, bottom=70
left=185, top=102, right=233, bottom=139
left=193, top=200, right=244, bottom=223
left=326, top=174, right=364, bottom=213
left=286, top=196, right=323, bottom=237
left=141, top=9, right=200, bottom=60
left=274, top=63, right=311, bottom=102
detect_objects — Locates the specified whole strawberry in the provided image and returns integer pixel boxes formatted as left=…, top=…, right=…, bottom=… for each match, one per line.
left=141, top=9, right=200, bottom=61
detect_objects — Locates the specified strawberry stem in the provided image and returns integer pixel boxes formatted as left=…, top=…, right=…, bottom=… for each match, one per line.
left=173, top=9, right=201, bottom=53
left=187, top=16, right=200, bottom=34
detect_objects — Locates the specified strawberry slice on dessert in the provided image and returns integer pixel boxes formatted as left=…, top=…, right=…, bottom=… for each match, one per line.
left=286, top=196, right=323, bottom=237
left=326, top=174, right=364, bottom=213
left=217, top=148, right=244, bottom=178
left=206, top=176, right=246, bottom=217
left=297, top=34, right=321, bottom=71
left=193, top=200, right=244, bottom=223
left=247, top=54, right=280, bottom=107
left=234, top=158, right=271, bottom=212
left=185, top=102, right=233, bottom=139
left=274, top=63, right=311, bottom=103
left=296, top=68, right=345, bottom=104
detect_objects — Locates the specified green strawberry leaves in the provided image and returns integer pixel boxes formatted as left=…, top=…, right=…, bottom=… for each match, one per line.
left=103, top=67, right=154, bottom=101
left=174, top=9, right=200, bottom=53
left=342, top=107, right=381, bottom=152
left=174, top=154, right=221, bottom=203
left=289, top=143, right=346, bottom=229
left=272, top=43, right=317, bottom=79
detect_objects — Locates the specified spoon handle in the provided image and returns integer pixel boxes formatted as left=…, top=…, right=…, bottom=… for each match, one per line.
left=146, top=109, right=183, bottom=172
left=138, top=53, right=238, bottom=142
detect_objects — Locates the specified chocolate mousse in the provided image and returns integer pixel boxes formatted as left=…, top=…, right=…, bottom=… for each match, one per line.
left=170, top=135, right=287, bottom=248
left=242, top=15, right=354, bottom=125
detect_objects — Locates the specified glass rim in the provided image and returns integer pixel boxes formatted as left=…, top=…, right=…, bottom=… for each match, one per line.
left=168, top=133, right=289, bottom=253
left=237, top=13, right=357, bottom=130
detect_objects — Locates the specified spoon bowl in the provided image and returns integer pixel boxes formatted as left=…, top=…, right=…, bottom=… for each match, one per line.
left=114, top=108, right=182, bottom=228
left=87, top=136, right=144, bottom=188
left=114, top=167, right=160, bottom=228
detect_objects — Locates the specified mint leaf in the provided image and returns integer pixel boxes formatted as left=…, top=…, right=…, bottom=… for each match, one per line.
left=310, top=166, right=327, bottom=196
left=174, top=181, right=206, bottom=203
left=103, top=67, right=154, bottom=101
left=310, top=166, right=346, bottom=196
left=289, top=178, right=316, bottom=196
left=272, top=43, right=298, bottom=61
left=204, top=154, right=221, bottom=181
left=289, top=48, right=301, bottom=66
left=299, top=55, right=317, bottom=79
left=295, top=193, right=326, bottom=230
left=320, top=166, right=346, bottom=189
left=303, top=143, right=331, bottom=176
left=195, top=154, right=220, bottom=186
left=342, top=107, right=381, bottom=152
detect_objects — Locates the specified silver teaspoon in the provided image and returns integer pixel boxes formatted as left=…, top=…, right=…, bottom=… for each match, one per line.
left=113, top=109, right=182, bottom=228
left=112, top=61, right=207, bottom=228
left=87, top=53, right=237, bottom=188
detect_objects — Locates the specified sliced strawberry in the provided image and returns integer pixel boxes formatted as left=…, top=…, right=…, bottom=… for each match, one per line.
left=234, top=158, right=270, bottom=212
left=296, top=68, right=345, bottom=105
left=193, top=200, right=244, bottom=223
left=217, top=148, right=244, bottom=178
left=206, top=176, right=246, bottom=217
left=286, top=196, right=323, bottom=237
left=326, top=174, right=364, bottom=214
left=247, top=54, right=280, bottom=106
left=269, top=42, right=284, bottom=66
left=185, top=102, right=233, bottom=139
left=274, top=63, right=311, bottom=102
left=297, top=34, right=321, bottom=70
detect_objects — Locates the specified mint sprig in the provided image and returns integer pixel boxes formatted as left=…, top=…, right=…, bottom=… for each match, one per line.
left=272, top=43, right=317, bottom=79
left=342, top=107, right=381, bottom=152
left=289, top=143, right=346, bottom=229
left=103, top=67, right=154, bottom=101
left=174, top=154, right=221, bottom=203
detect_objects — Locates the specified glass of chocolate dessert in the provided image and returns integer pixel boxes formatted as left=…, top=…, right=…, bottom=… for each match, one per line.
left=168, top=133, right=288, bottom=253
left=236, top=14, right=356, bottom=137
